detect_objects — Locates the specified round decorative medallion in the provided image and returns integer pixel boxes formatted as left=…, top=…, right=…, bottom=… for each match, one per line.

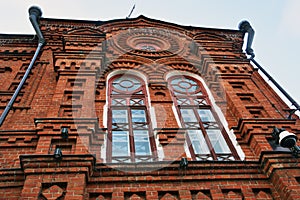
left=113, top=27, right=184, bottom=58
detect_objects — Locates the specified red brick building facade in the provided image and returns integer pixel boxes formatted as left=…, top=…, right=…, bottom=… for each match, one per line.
left=0, top=7, right=300, bottom=199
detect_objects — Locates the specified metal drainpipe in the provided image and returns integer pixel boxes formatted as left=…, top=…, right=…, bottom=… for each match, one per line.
left=238, top=20, right=300, bottom=118
left=0, top=6, right=45, bottom=126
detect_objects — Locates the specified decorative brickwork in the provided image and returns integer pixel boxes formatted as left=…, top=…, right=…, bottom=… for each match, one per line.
left=0, top=14, right=299, bottom=199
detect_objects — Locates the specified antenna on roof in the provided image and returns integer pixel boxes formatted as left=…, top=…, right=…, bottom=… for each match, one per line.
left=126, top=4, right=136, bottom=19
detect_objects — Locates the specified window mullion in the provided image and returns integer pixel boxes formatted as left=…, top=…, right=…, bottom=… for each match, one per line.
left=128, top=107, right=136, bottom=162
left=193, top=107, right=217, bottom=160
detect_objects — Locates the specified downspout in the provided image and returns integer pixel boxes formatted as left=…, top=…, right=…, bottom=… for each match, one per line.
left=239, top=20, right=300, bottom=118
left=0, top=6, right=45, bottom=126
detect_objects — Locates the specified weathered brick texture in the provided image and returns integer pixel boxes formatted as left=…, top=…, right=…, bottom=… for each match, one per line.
left=0, top=14, right=299, bottom=199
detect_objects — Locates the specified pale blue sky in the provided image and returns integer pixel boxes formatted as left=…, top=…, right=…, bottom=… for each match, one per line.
left=0, top=0, right=299, bottom=114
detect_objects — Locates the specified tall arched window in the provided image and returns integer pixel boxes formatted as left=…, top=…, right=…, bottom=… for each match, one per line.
left=168, top=75, right=239, bottom=161
left=107, top=74, right=157, bottom=163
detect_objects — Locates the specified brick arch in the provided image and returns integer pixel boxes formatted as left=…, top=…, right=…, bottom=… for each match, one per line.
left=107, top=57, right=155, bottom=72
left=98, top=55, right=162, bottom=88
left=156, top=57, right=202, bottom=79
left=100, top=57, right=204, bottom=91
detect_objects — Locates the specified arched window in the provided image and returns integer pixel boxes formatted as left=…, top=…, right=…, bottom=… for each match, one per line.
left=107, top=74, right=157, bottom=163
left=168, top=75, right=239, bottom=161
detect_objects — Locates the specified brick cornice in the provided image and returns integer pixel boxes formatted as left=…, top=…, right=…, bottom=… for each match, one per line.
left=19, top=154, right=95, bottom=178
left=259, top=152, right=300, bottom=177
left=90, top=160, right=265, bottom=183
left=232, top=118, right=298, bottom=145
left=233, top=118, right=297, bottom=135
left=0, top=169, right=24, bottom=188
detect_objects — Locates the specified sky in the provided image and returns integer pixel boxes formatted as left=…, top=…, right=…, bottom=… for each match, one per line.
left=0, top=0, right=299, bottom=115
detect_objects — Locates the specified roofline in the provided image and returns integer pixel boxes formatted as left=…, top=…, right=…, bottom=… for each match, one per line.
left=0, top=33, right=35, bottom=39
left=39, top=15, right=241, bottom=33
left=0, top=34, right=36, bottom=39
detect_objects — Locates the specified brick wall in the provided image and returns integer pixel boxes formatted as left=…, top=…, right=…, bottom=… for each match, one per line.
left=0, top=15, right=299, bottom=199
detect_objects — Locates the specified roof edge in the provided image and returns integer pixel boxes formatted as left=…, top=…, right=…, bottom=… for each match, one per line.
left=39, top=15, right=242, bottom=33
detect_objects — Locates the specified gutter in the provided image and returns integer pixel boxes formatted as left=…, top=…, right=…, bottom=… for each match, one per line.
left=0, top=6, right=45, bottom=126
left=239, top=20, right=300, bottom=118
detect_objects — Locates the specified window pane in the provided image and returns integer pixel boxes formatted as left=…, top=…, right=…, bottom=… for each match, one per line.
left=180, top=109, right=197, bottom=122
left=112, top=131, right=129, bottom=156
left=133, top=130, right=151, bottom=155
left=120, top=80, right=133, bottom=87
left=188, top=130, right=210, bottom=154
left=172, top=85, right=185, bottom=93
left=197, top=109, right=215, bottom=122
left=112, top=98, right=126, bottom=106
left=206, top=129, right=231, bottom=153
left=177, top=98, right=191, bottom=105
left=170, top=78, right=181, bottom=85
left=131, top=109, right=146, bottom=122
left=179, top=81, right=191, bottom=89
left=194, top=99, right=207, bottom=106
left=170, top=77, right=202, bottom=95
left=190, top=85, right=199, bottom=93
left=112, top=110, right=128, bottom=123
left=112, top=77, right=142, bottom=92
left=130, top=98, right=144, bottom=106
left=112, top=83, right=125, bottom=91
left=173, top=90, right=184, bottom=96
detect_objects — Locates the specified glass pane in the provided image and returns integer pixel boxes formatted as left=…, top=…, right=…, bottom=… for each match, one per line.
left=112, top=110, right=128, bottom=123
left=112, top=131, right=129, bottom=156
left=134, top=130, right=150, bottom=142
left=112, top=98, right=126, bottom=106
left=112, top=83, right=124, bottom=91
left=188, top=130, right=210, bottom=154
left=179, top=81, right=191, bottom=89
left=170, top=77, right=200, bottom=94
left=184, top=122, right=200, bottom=129
left=177, top=98, right=191, bottom=105
left=128, top=83, right=141, bottom=91
left=133, top=130, right=151, bottom=155
left=198, top=109, right=215, bottom=122
left=120, top=80, right=133, bottom=88
left=132, top=123, right=148, bottom=129
left=112, top=76, right=142, bottom=92
left=111, top=90, right=120, bottom=94
left=130, top=98, right=144, bottom=106
left=173, top=90, right=184, bottom=96
left=190, top=85, right=200, bottom=93
left=112, top=123, right=129, bottom=130
left=194, top=99, right=207, bottom=105
left=135, top=142, right=151, bottom=155
left=206, top=129, right=231, bottom=153
left=131, top=110, right=146, bottom=122
left=170, top=78, right=180, bottom=85
left=172, top=85, right=185, bottom=93
left=180, top=109, right=197, bottom=122
left=186, top=78, right=196, bottom=84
